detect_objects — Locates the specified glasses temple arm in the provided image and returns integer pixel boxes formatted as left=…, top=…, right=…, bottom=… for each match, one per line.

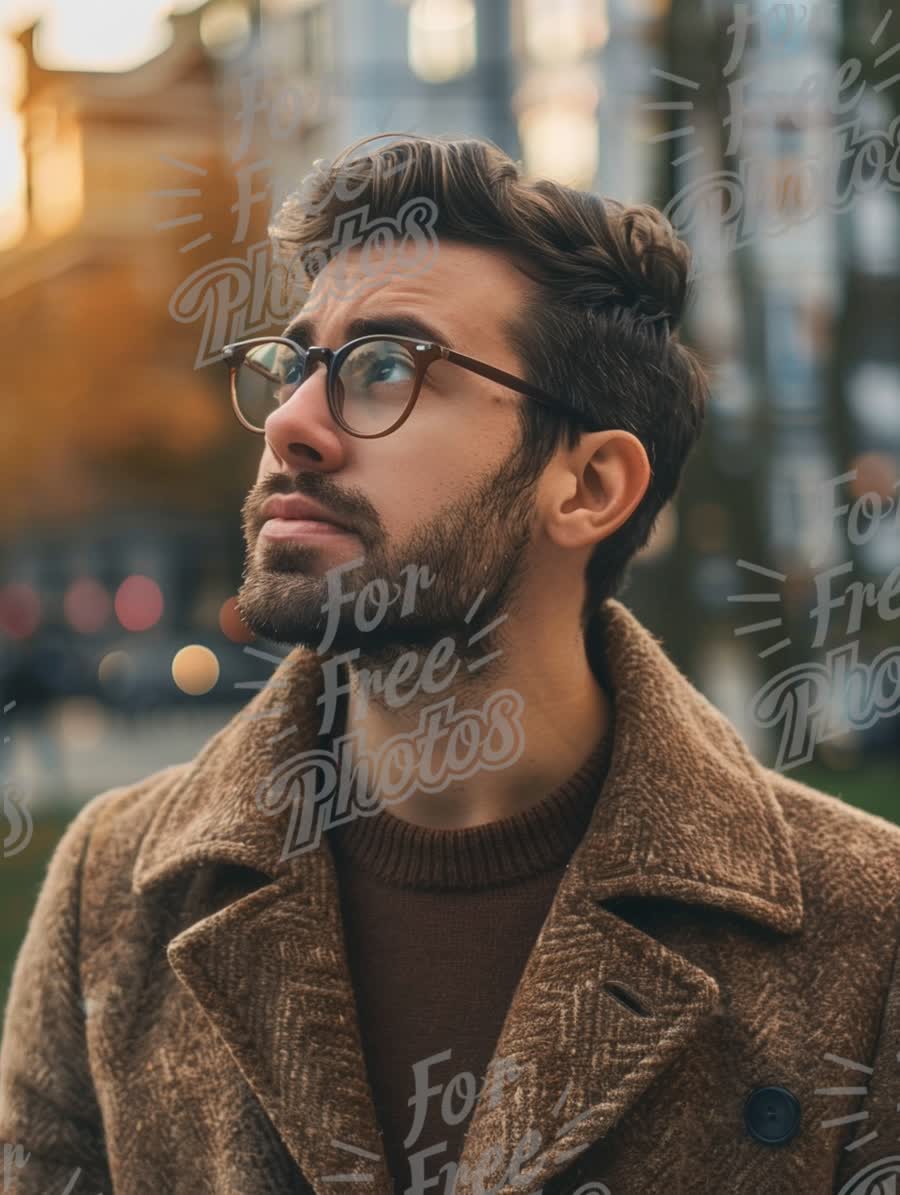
left=225, top=348, right=281, bottom=385
left=444, top=349, right=590, bottom=425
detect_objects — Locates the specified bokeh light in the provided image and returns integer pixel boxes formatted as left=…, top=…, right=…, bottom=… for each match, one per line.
left=98, top=649, right=137, bottom=696
left=848, top=452, right=898, bottom=502
left=408, top=0, right=476, bottom=84
left=0, top=582, right=41, bottom=639
left=114, top=575, right=164, bottom=632
left=522, top=0, right=610, bottom=63
left=218, top=596, right=256, bottom=644
left=64, top=577, right=112, bottom=634
left=199, top=0, right=252, bottom=59
left=55, top=696, right=107, bottom=751
left=516, top=88, right=600, bottom=188
left=33, top=0, right=175, bottom=72
left=172, top=644, right=220, bottom=695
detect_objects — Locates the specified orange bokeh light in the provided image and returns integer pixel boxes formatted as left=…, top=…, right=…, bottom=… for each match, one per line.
left=219, top=595, right=255, bottom=643
left=848, top=453, right=899, bottom=502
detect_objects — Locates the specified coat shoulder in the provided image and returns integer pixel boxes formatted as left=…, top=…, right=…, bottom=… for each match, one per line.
left=55, top=760, right=193, bottom=894
left=83, top=759, right=191, bottom=833
left=768, top=765, right=900, bottom=926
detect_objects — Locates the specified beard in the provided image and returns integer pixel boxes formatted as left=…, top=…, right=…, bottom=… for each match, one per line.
left=235, top=439, right=541, bottom=678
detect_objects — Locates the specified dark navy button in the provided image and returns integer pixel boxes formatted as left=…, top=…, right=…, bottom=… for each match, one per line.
left=744, top=1086, right=801, bottom=1145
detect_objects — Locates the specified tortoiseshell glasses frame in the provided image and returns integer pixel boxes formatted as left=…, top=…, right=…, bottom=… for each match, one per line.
left=221, top=333, right=595, bottom=439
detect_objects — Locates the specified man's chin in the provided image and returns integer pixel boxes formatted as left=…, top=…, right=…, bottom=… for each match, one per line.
left=237, top=592, right=445, bottom=660
left=239, top=619, right=327, bottom=651
left=235, top=583, right=330, bottom=650
left=252, top=542, right=337, bottom=576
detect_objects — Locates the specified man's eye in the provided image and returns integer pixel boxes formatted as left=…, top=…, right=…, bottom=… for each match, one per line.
left=273, top=353, right=304, bottom=386
left=370, top=355, right=412, bottom=382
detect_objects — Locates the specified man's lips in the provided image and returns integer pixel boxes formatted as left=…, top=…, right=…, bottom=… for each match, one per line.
left=261, top=518, right=351, bottom=540
left=260, top=494, right=352, bottom=531
left=258, top=494, right=357, bottom=540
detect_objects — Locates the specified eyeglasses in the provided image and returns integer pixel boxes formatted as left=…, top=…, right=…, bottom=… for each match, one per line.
left=221, top=333, right=594, bottom=439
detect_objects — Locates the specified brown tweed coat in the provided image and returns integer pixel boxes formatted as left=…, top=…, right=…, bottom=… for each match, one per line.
left=2, top=598, right=900, bottom=1195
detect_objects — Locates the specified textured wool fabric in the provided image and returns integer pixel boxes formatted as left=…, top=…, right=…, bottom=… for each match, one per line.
left=1, top=598, right=900, bottom=1194
left=327, top=725, right=615, bottom=1194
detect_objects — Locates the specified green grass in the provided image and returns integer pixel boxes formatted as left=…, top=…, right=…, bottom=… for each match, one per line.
left=0, top=812, right=71, bottom=1014
left=790, top=760, right=899, bottom=823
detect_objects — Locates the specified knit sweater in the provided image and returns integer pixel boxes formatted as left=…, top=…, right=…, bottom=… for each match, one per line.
left=326, top=691, right=616, bottom=1194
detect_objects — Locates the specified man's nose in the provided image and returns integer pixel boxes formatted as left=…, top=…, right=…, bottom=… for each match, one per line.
left=263, top=359, right=341, bottom=462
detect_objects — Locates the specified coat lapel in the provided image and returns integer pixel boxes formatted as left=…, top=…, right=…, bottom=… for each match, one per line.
left=131, top=598, right=804, bottom=1195
left=453, top=887, right=722, bottom=1195
left=132, top=648, right=396, bottom=1195
left=161, top=857, right=394, bottom=1195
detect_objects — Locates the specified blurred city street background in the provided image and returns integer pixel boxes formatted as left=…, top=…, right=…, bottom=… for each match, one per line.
left=0, top=0, right=898, bottom=1005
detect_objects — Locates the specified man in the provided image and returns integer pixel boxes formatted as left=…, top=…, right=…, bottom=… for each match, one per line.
left=1, top=134, right=898, bottom=1195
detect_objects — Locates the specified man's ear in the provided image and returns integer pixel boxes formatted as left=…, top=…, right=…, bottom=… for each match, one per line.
left=542, top=429, right=651, bottom=551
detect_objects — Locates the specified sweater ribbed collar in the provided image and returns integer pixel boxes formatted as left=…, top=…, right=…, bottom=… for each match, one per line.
left=327, top=701, right=615, bottom=891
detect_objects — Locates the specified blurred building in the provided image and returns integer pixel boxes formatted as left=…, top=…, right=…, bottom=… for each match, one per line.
left=0, top=6, right=272, bottom=800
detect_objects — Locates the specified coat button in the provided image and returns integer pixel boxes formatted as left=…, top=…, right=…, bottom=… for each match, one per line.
left=743, top=1086, right=802, bottom=1146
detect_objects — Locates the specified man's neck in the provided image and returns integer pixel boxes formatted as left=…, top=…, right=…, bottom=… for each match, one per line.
left=336, top=621, right=612, bottom=830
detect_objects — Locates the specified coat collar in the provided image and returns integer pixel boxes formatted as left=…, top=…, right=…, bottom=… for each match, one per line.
left=132, top=596, right=803, bottom=932
left=131, top=598, right=804, bottom=1195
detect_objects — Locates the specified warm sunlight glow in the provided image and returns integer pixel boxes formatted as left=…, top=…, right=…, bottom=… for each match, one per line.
left=0, top=37, right=27, bottom=250
left=0, top=1, right=43, bottom=35
left=33, top=0, right=174, bottom=73
left=199, top=0, right=252, bottom=58
left=29, top=101, right=83, bottom=236
left=0, top=37, right=26, bottom=103
left=0, top=109, right=27, bottom=249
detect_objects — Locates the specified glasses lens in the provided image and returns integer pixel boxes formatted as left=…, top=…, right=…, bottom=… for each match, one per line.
left=336, top=339, right=417, bottom=435
left=234, top=340, right=305, bottom=430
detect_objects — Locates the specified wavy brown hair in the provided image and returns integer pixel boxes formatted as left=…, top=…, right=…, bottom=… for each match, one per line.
left=270, top=134, right=711, bottom=626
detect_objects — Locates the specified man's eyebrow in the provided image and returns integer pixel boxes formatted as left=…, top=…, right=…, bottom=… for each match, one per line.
left=283, top=313, right=456, bottom=350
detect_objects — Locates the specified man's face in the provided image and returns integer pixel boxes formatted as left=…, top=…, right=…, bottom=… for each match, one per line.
left=237, top=239, right=548, bottom=665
